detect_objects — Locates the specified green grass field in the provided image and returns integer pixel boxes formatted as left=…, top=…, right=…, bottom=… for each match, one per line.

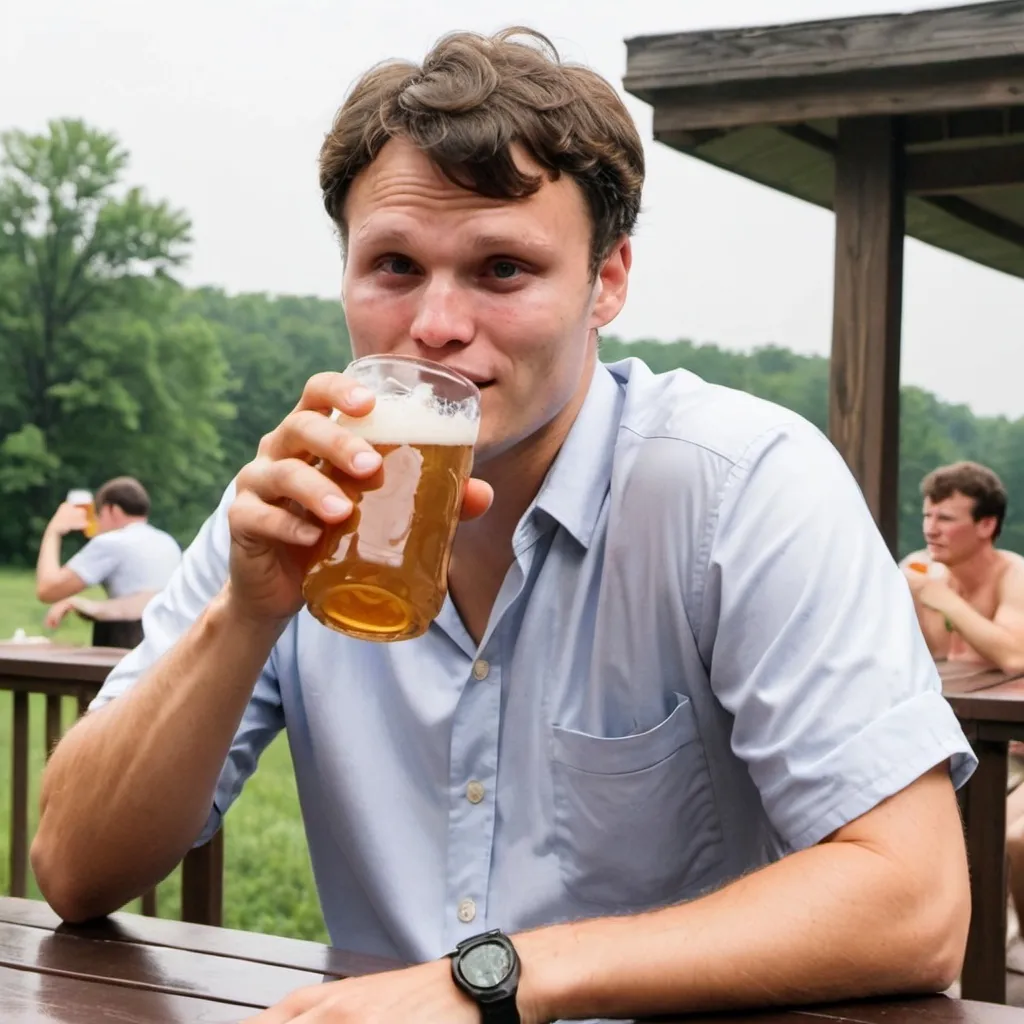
left=0, top=567, right=327, bottom=942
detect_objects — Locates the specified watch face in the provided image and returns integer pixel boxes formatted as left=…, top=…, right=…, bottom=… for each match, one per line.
left=461, top=941, right=513, bottom=989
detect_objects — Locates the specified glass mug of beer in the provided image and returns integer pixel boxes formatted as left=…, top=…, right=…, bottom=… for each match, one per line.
left=302, top=355, right=481, bottom=642
left=67, top=489, right=99, bottom=539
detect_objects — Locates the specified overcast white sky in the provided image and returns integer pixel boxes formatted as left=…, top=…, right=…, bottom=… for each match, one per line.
left=4, top=0, right=1021, bottom=416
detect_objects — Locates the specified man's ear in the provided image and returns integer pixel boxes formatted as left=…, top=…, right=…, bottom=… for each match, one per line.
left=590, top=237, right=631, bottom=331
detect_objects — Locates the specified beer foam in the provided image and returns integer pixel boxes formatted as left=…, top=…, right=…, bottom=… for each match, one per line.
left=333, top=393, right=479, bottom=445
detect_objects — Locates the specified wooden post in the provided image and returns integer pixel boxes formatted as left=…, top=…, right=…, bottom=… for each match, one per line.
left=181, top=830, right=224, bottom=926
left=9, top=692, right=29, bottom=898
left=959, top=736, right=1008, bottom=1003
left=829, top=116, right=905, bottom=554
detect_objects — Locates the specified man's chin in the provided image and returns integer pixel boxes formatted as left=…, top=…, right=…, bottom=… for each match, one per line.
left=472, top=435, right=511, bottom=467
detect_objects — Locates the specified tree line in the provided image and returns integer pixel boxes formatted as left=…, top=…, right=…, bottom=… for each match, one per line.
left=1, top=119, right=1019, bottom=565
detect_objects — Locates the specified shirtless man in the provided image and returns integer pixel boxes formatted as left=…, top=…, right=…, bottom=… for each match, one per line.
left=902, top=461, right=1024, bottom=672
left=901, top=460, right=1024, bottom=934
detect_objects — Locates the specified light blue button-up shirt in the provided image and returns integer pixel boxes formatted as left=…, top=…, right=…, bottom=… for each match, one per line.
left=93, top=358, right=975, bottom=965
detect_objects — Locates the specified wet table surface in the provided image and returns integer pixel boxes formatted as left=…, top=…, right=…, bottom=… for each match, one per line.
left=1, top=896, right=1021, bottom=1023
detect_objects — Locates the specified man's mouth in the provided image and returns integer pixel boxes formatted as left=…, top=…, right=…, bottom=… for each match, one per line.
left=441, top=365, right=495, bottom=389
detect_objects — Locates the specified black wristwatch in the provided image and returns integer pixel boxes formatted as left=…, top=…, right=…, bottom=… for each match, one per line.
left=449, top=929, right=521, bottom=1023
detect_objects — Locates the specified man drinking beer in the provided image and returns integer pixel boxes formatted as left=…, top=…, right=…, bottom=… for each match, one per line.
left=36, top=476, right=182, bottom=634
left=34, top=29, right=974, bottom=1024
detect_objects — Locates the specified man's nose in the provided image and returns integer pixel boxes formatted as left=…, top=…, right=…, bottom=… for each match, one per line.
left=410, top=276, right=474, bottom=350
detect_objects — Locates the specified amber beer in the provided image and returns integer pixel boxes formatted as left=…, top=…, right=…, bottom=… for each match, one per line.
left=67, top=488, right=98, bottom=539
left=302, top=356, right=480, bottom=642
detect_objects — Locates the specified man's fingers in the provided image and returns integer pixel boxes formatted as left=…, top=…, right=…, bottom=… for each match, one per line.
left=242, top=983, right=323, bottom=1022
left=237, top=457, right=354, bottom=526
left=228, top=489, right=324, bottom=548
left=264, top=410, right=383, bottom=479
left=460, top=479, right=493, bottom=521
left=294, top=371, right=376, bottom=417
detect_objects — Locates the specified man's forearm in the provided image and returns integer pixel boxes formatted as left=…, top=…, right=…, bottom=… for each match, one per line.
left=32, top=585, right=283, bottom=921
left=35, top=527, right=63, bottom=596
left=72, top=591, right=156, bottom=622
left=914, top=603, right=950, bottom=660
left=515, top=772, right=966, bottom=1022
left=933, top=589, right=1024, bottom=671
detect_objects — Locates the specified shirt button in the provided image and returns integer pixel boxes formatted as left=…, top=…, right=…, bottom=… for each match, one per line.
left=466, top=780, right=485, bottom=804
left=472, top=659, right=490, bottom=680
left=457, top=898, right=477, bottom=923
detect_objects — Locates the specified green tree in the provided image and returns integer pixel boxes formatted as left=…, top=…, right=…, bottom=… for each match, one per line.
left=0, top=120, right=232, bottom=561
left=176, top=288, right=351, bottom=476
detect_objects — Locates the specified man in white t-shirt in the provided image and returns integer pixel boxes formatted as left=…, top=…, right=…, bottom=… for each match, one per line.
left=35, top=476, right=182, bottom=630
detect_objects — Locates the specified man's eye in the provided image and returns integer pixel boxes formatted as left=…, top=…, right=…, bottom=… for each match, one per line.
left=491, top=261, right=520, bottom=280
left=383, top=256, right=416, bottom=275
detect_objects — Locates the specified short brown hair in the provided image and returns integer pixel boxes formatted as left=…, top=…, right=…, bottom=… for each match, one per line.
left=921, top=461, right=1007, bottom=538
left=318, top=27, right=645, bottom=275
left=95, top=476, right=150, bottom=518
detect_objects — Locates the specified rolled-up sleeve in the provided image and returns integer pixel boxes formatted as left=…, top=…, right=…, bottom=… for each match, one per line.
left=90, top=481, right=285, bottom=844
left=700, top=420, right=976, bottom=850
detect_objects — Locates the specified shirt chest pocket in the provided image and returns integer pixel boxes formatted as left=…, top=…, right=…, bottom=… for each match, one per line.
left=550, top=694, right=724, bottom=911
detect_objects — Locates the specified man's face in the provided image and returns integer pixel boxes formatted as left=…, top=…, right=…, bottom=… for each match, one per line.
left=96, top=504, right=119, bottom=534
left=922, top=491, right=996, bottom=565
left=340, top=138, right=630, bottom=462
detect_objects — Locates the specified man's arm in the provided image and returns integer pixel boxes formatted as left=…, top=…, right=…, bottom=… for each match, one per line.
left=44, top=592, right=158, bottom=631
left=31, top=584, right=281, bottom=922
left=35, top=505, right=88, bottom=603
left=516, top=765, right=966, bottom=1021
left=254, top=766, right=967, bottom=1024
left=34, top=371, right=434, bottom=925
left=919, top=565, right=1024, bottom=674
left=906, top=588, right=952, bottom=660
left=72, top=591, right=157, bottom=622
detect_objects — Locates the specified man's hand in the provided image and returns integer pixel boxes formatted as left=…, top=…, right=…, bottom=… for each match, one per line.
left=44, top=598, right=77, bottom=630
left=227, top=371, right=492, bottom=626
left=902, top=566, right=947, bottom=607
left=244, top=959, right=495, bottom=1024
left=46, top=502, right=88, bottom=537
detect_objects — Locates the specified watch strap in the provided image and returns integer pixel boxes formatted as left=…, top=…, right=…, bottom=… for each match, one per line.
left=479, top=995, right=521, bottom=1024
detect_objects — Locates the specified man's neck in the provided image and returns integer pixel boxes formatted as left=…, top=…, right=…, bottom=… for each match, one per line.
left=947, top=545, right=1002, bottom=592
left=107, top=515, right=147, bottom=533
left=456, top=356, right=597, bottom=564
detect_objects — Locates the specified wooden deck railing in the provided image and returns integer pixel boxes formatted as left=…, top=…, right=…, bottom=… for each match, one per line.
left=2, top=643, right=223, bottom=925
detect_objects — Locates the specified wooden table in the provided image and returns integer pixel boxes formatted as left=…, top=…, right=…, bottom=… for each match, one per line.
left=942, top=662, right=1024, bottom=1006
left=0, top=643, right=223, bottom=925
left=1, top=896, right=1019, bottom=1024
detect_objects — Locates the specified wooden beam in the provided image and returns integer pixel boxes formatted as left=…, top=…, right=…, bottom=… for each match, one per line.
left=778, top=124, right=836, bottom=155
left=906, top=106, right=1024, bottom=148
left=625, top=3, right=1024, bottom=94
left=829, top=116, right=905, bottom=554
left=907, top=142, right=1024, bottom=193
left=644, top=64, right=1024, bottom=134
left=650, top=128, right=732, bottom=150
left=927, top=194, right=1024, bottom=249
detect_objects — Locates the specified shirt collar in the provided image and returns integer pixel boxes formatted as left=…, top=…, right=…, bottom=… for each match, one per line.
left=528, top=362, right=624, bottom=551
